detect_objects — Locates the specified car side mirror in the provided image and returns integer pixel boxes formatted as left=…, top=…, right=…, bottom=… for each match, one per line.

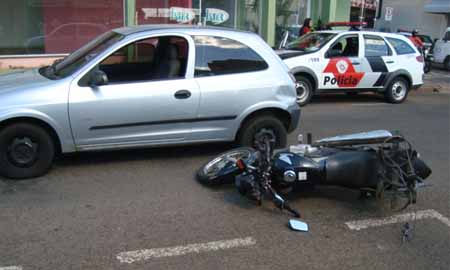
left=90, top=70, right=108, bottom=87
left=326, top=49, right=341, bottom=58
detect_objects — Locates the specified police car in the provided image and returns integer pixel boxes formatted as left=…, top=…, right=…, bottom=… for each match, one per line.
left=278, top=30, right=424, bottom=106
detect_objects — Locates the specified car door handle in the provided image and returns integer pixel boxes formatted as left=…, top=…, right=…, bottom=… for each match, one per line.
left=174, top=90, right=191, bottom=99
left=386, top=60, right=395, bottom=64
left=351, top=61, right=360, bottom=65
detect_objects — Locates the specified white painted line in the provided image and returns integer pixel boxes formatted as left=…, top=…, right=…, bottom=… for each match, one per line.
left=0, top=266, right=23, bottom=270
left=345, top=209, right=450, bottom=231
left=117, top=237, right=256, bottom=264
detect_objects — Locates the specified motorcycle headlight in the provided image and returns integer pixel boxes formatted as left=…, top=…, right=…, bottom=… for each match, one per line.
left=283, top=170, right=297, bottom=183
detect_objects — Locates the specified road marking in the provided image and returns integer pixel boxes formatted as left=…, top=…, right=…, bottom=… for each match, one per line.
left=0, top=266, right=23, bottom=270
left=116, top=237, right=256, bottom=264
left=345, top=209, right=450, bottom=231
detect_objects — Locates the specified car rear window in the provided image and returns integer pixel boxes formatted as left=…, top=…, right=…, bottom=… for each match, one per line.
left=193, top=35, right=268, bottom=77
left=386, top=37, right=416, bottom=55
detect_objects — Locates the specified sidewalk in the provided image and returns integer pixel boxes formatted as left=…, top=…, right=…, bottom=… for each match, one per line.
left=423, top=68, right=450, bottom=94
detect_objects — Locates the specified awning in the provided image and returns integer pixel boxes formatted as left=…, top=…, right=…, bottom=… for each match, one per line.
left=424, top=0, right=450, bottom=13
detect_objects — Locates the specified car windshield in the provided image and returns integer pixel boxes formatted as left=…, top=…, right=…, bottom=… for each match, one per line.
left=285, top=32, right=337, bottom=52
left=40, top=31, right=124, bottom=80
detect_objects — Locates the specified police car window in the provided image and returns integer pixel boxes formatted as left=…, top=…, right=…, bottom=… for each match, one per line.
left=386, top=37, right=415, bottom=55
left=193, top=36, right=268, bottom=77
left=364, top=35, right=391, bottom=57
left=328, top=35, right=359, bottom=58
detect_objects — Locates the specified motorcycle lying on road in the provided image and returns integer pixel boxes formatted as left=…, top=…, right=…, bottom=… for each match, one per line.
left=197, top=130, right=432, bottom=221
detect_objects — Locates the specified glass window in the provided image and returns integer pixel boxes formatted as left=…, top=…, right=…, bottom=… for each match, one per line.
left=327, top=35, right=359, bottom=58
left=40, top=31, right=123, bottom=80
left=82, top=36, right=188, bottom=85
left=364, top=35, right=391, bottom=57
left=386, top=37, right=416, bottom=55
left=193, top=36, right=268, bottom=77
left=0, top=0, right=124, bottom=55
left=286, top=32, right=337, bottom=52
left=136, top=0, right=235, bottom=28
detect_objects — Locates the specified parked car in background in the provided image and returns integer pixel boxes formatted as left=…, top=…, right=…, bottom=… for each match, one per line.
left=0, top=25, right=299, bottom=179
left=433, top=27, right=450, bottom=70
left=277, top=30, right=424, bottom=106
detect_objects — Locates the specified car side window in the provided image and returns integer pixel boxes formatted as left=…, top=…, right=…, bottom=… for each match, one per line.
left=364, top=35, right=391, bottom=57
left=327, top=35, right=359, bottom=58
left=193, top=35, right=268, bottom=77
left=80, top=35, right=188, bottom=86
left=386, top=37, right=415, bottom=55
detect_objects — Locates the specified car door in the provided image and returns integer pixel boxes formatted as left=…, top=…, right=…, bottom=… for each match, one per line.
left=68, top=34, right=200, bottom=150
left=321, top=33, right=366, bottom=90
left=361, top=34, right=393, bottom=89
left=434, top=31, right=450, bottom=64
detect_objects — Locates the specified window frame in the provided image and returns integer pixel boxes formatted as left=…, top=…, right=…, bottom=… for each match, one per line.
left=385, top=37, right=416, bottom=55
left=363, top=34, right=392, bottom=57
left=192, top=35, right=269, bottom=78
left=75, top=32, right=195, bottom=87
left=325, top=34, right=361, bottom=59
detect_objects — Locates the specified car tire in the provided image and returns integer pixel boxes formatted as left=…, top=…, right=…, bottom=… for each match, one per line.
left=295, top=76, right=314, bottom=107
left=237, top=114, right=287, bottom=149
left=0, top=123, right=55, bottom=179
left=384, top=77, right=409, bottom=104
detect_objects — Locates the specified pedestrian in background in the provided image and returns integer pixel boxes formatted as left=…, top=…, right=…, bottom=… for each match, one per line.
left=409, top=29, right=424, bottom=52
left=299, top=18, right=312, bottom=37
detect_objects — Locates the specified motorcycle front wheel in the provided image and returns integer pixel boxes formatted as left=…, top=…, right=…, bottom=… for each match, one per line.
left=197, top=147, right=256, bottom=186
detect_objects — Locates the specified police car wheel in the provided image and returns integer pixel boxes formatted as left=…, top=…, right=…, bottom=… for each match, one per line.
left=384, top=77, right=409, bottom=104
left=295, top=78, right=313, bottom=106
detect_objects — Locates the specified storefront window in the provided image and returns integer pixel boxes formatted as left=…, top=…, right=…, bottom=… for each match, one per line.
left=136, top=0, right=235, bottom=28
left=0, top=0, right=124, bottom=55
left=275, top=0, right=309, bottom=47
left=350, top=0, right=378, bottom=28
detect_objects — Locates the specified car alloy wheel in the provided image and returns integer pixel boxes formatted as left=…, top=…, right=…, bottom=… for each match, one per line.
left=296, top=81, right=310, bottom=104
left=391, top=81, right=407, bottom=101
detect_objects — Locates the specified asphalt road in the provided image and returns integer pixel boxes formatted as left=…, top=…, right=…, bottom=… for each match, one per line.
left=1, top=89, right=449, bottom=270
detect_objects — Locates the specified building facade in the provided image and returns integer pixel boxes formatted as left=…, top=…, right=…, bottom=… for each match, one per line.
left=2, top=0, right=446, bottom=69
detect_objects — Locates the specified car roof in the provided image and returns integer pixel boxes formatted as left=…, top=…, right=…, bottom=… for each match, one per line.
left=315, top=30, right=413, bottom=39
left=113, top=24, right=251, bottom=36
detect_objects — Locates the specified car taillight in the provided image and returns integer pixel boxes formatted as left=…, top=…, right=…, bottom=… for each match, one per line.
left=236, top=159, right=246, bottom=171
left=416, top=55, right=424, bottom=63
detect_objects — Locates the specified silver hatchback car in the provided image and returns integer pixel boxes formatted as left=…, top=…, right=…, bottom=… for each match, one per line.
left=0, top=25, right=299, bottom=179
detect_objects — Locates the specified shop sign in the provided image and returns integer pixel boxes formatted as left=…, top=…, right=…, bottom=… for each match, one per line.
left=170, top=7, right=196, bottom=23
left=205, top=8, right=229, bottom=24
left=385, top=7, right=394, bottom=21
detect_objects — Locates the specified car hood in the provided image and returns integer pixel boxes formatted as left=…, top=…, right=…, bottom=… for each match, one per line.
left=0, top=69, right=51, bottom=94
left=275, top=49, right=312, bottom=60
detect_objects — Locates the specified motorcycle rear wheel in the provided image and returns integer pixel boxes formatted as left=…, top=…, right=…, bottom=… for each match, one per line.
left=197, top=147, right=256, bottom=186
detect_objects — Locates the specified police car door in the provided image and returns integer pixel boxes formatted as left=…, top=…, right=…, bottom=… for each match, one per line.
left=321, top=34, right=366, bottom=90
left=360, top=34, right=393, bottom=89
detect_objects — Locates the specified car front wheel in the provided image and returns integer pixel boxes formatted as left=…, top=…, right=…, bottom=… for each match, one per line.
left=295, top=77, right=313, bottom=106
left=0, top=123, right=55, bottom=179
left=384, top=77, right=409, bottom=104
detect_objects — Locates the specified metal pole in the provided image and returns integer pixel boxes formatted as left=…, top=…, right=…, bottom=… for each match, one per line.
left=360, top=0, right=365, bottom=29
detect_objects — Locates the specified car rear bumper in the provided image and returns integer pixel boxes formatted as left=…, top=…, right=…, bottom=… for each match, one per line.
left=287, top=104, right=301, bottom=132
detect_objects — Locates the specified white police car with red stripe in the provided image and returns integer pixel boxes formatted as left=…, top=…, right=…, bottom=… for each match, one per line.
left=278, top=30, right=424, bottom=106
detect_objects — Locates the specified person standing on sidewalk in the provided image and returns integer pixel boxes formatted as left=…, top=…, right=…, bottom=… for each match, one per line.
left=409, top=29, right=424, bottom=52
left=298, top=18, right=312, bottom=37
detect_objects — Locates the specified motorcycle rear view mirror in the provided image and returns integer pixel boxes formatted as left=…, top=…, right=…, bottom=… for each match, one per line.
left=289, top=219, right=309, bottom=232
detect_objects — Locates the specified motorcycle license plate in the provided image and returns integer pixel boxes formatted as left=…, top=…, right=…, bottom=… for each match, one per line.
left=298, top=172, right=307, bottom=181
